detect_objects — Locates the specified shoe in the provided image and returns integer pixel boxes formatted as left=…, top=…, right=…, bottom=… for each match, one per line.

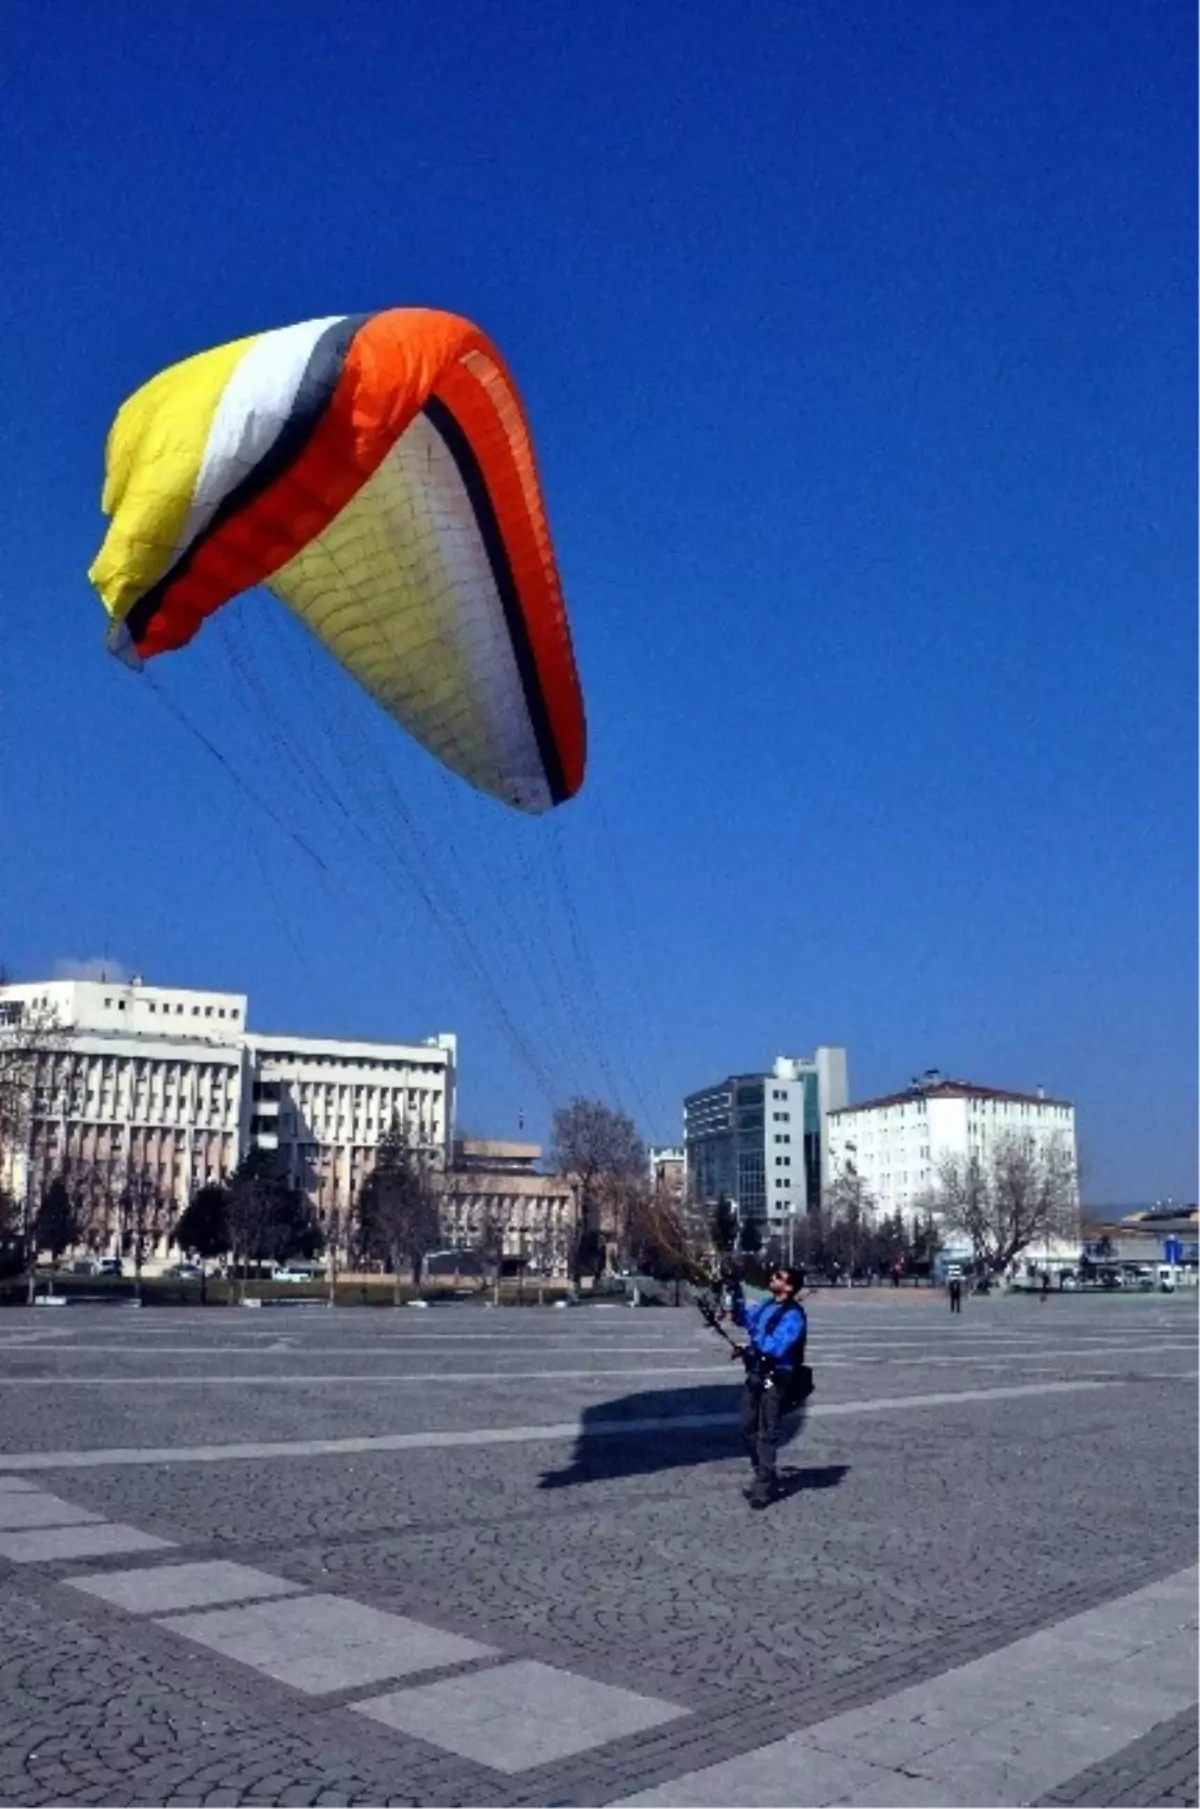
left=748, top=1479, right=775, bottom=1510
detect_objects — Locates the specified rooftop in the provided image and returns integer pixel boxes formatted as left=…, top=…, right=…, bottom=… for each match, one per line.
left=830, top=1079, right=1073, bottom=1114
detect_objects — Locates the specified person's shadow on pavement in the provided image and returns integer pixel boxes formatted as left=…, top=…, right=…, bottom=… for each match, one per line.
left=536, top=1382, right=849, bottom=1494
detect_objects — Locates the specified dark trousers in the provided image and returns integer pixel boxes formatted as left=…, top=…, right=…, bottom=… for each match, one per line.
left=741, top=1377, right=785, bottom=1482
left=949, top=1288, right=962, bottom=1313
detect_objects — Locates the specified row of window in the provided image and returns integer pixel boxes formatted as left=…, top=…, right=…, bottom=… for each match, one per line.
left=258, top=1052, right=444, bottom=1073
left=846, top=1143, right=932, bottom=1159
left=103, top=997, right=240, bottom=1021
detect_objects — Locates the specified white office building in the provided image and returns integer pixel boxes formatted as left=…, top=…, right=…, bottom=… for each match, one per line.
left=244, top=1028, right=456, bottom=1222
left=827, top=1070, right=1078, bottom=1222
left=0, top=975, right=456, bottom=1254
left=0, top=977, right=247, bottom=1218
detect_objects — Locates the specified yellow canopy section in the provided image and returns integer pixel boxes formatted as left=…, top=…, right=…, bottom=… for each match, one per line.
left=89, top=334, right=257, bottom=622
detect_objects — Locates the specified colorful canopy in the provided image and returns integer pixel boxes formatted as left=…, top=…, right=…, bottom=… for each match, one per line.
left=89, top=309, right=586, bottom=812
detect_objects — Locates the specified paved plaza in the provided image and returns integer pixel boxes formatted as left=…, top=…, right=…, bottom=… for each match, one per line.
left=0, top=1291, right=1195, bottom=1808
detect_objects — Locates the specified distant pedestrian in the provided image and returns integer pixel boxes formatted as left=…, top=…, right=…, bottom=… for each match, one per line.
left=1040, top=1271, right=1051, bottom=1301
left=949, top=1276, right=963, bottom=1314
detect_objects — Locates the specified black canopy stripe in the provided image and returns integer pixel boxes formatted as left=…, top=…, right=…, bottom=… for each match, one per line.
left=422, top=394, right=567, bottom=805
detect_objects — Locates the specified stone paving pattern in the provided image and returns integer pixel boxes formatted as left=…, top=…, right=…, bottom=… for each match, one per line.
left=0, top=1293, right=1194, bottom=1806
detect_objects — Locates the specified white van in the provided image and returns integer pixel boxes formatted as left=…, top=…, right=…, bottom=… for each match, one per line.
left=272, top=1263, right=326, bottom=1284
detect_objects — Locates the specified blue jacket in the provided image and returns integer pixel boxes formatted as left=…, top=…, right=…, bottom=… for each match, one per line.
left=734, top=1296, right=807, bottom=1370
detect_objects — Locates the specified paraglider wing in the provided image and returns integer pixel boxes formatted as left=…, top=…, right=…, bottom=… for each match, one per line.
left=88, top=309, right=586, bottom=813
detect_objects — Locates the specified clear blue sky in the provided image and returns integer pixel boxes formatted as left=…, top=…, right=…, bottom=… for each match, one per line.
left=0, top=1, right=1193, bottom=1201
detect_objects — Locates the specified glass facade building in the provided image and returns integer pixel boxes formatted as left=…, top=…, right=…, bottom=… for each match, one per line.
left=683, top=1048, right=848, bottom=1233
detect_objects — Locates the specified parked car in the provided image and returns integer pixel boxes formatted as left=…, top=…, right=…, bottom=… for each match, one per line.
left=272, top=1264, right=326, bottom=1284
left=97, top=1256, right=123, bottom=1277
left=169, top=1263, right=203, bottom=1282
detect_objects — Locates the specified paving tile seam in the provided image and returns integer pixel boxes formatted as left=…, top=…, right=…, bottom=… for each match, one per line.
left=1, top=1480, right=700, bottom=1783
left=96, top=1519, right=1200, bottom=1787
left=2, top=1366, right=740, bottom=1388
left=8, top=1339, right=1194, bottom=1382
left=599, top=1568, right=1199, bottom=1806
left=9, top=1302, right=1200, bottom=1809
left=0, top=1372, right=1149, bottom=1471
left=12, top=1479, right=1189, bottom=1799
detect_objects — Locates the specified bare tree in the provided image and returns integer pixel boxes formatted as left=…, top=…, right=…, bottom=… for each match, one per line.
left=73, top=1160, right=118, bottom=1258
left=923, top=1132, right=1078, bottom=1275
left=226, top=1158, right=280, bottom=1304
left=626, top=1187, right=708, bottom=1299
left=522, top=1204, right=568, bottom=1305
left=120, top=1167, right=173, bottom=1305
left=551, top=1098, right=645, bottom=1287
left=355, top=1116, right=440, bottom=1304
left=322, top=1192, right=343, bottom=1309
left=676, top=1187, right=715, bottom=1269
left=0, top=1185, right=19, bottom=1274
left=0, top=986, right=68, bottom=1302
left=824, top=1170, right=878, bottom=1279
left=474, top=1196, right=507, bottom=1305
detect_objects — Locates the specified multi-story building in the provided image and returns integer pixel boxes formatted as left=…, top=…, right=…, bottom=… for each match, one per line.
left=0, top=977, right=247, bottom=1226
left=826, top=1070, right=1078, bottom=1222
left=683, top=1047, right=848, bottom=1233
left=440, top=1139, right=574, bottom=1274
left=0, top=975, right=456, bottom=1259
left=647, top=1145, right=684, bottom=1201
left=244, top=1029, right=456, bottom=1225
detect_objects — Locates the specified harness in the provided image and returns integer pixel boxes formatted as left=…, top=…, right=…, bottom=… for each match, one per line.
left=756, top=1299, right=807, bottom=1364
left=747, top=1300, right=813, bottom=1406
